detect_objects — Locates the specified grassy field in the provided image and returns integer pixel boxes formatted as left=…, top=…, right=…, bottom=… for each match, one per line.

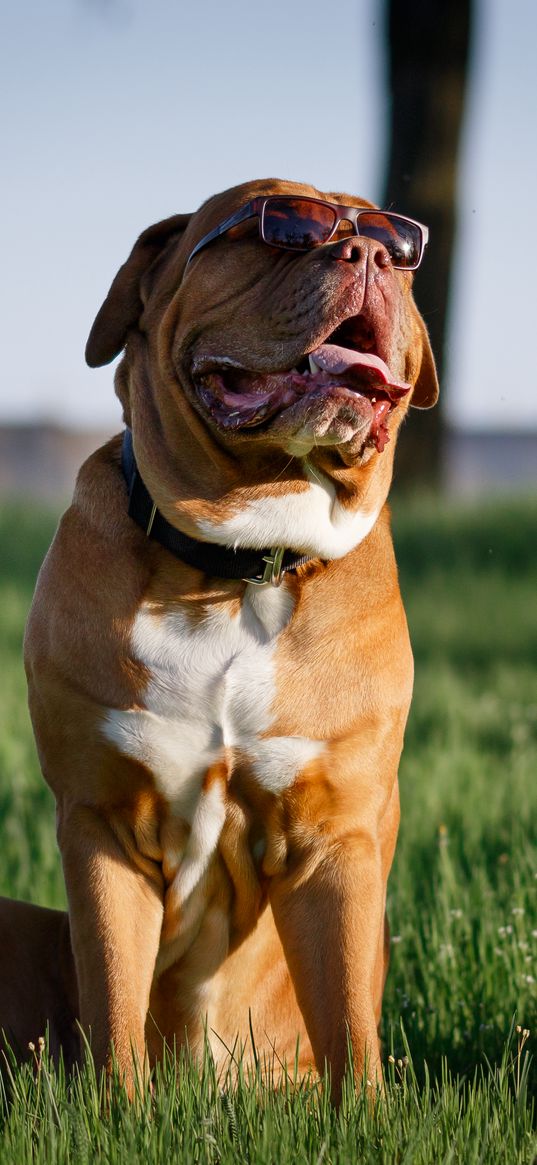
left=0, top=494, right=535, bottom=1162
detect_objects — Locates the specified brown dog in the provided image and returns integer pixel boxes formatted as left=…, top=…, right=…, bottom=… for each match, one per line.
left=20, top=179, right=437, bottom=1100
left=0, top=897, right=78, bottom=1071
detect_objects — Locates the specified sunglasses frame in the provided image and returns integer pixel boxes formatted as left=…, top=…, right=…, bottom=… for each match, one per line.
left=186, top=195, right=429, bottom=270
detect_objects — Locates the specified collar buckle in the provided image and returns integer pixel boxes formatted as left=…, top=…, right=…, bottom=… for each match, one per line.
left=243, top=546, right=285, bottom=587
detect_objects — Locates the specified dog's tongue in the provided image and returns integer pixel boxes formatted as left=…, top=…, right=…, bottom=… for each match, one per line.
left=310, top=343, right=410, bottom=398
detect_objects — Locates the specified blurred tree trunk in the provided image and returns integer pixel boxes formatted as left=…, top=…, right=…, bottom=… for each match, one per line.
left=383, top=0, right=473, bottom=486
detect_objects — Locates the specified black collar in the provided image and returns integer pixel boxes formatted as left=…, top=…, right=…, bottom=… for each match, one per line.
left=121, top=428, right=312, bottom=586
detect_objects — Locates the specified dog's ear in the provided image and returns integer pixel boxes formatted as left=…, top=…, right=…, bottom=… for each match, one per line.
left=410, top=315, right=439, bottom=409
left=85, top=213, right=191, bottom=368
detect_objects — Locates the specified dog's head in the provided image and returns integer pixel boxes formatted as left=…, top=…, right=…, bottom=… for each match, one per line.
left=86, top=179, right=438, bottom=546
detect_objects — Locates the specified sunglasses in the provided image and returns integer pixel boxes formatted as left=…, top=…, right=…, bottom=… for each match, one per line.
left=186, top=195, right=429, bottom=270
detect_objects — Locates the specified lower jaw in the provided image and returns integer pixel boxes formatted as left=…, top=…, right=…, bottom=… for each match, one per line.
left=271, top=403, right=371, bottom=449
left=278, top=422, right=378, bottom=465
left=194, top=379, right=391, bottom=447
left=196, top=386, right=392, bottom=457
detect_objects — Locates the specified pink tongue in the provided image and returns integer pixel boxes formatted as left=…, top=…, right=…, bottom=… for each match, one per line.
left=311, top=344, right=410, bottom=396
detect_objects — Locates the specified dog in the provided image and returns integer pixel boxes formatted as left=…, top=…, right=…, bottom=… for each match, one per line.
left=18, top=179, right=438, bottom=1101
left=0, top=897, right=78, bottom=1072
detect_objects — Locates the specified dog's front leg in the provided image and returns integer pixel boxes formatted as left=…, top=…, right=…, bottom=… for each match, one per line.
left=268, top=771, right=399, bottom=1104
left=57, top=801, right=163, bottom=1091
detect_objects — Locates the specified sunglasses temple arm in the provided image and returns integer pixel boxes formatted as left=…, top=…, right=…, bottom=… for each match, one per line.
left=185, top=201, right=260, bottom=265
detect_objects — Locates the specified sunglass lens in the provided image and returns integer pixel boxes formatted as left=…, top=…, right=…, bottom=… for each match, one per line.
left=357, top=213, right=422, bottom=268
left=262, top=198, right=337, bottom=250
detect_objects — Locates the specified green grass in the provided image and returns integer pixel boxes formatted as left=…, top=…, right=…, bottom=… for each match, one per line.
left=0, top=1032, right=533, bottom=1164
left=0, top=494, right=536, bottom=1162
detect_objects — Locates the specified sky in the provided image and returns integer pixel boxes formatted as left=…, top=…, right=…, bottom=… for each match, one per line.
left=1, top=0, right=536, bottom=433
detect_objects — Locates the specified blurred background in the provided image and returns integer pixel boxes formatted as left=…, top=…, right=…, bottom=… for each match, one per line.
left=1, top=0, right=536, bottom=499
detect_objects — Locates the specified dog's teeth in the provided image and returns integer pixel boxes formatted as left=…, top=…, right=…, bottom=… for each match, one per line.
left=308, top=355, right=321, bottom=375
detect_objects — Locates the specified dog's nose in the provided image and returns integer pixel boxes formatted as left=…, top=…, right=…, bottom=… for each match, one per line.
left=327, top=235, right=391, bottom=268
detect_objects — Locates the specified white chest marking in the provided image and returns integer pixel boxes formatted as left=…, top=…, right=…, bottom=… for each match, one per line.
left=195, top=466, right=380, bottom=560
left=102, top=584, right=324, bottom=905
left=103, top=585, right=324, bottom=927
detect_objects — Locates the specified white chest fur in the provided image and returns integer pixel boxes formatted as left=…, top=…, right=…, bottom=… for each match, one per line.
left=196, top=466, right=380, bottom=559
left=103, top=582, right=321, bottom=801
left=103, top=583, right=323, bottom=950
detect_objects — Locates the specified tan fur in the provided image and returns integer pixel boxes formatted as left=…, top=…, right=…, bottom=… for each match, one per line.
left=10, top=179, right=438, bottom=1102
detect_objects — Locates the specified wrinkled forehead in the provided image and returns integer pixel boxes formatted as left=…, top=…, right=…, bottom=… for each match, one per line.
left=184, top=178, right=376, bottom=248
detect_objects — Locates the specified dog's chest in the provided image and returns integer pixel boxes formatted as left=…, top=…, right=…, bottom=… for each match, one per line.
left=103, top=582, right=322, bottom=814
left=103, top=582, right=322, bottom=957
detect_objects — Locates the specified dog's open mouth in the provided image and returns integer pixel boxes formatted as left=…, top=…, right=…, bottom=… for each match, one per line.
left=194, top=318, right=411, bottom=453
